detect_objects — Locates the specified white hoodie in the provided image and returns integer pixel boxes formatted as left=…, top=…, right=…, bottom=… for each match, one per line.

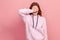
left=18, top=9, right=48, bottom=40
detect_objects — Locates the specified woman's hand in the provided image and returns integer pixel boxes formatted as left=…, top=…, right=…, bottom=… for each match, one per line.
left=32, top=9, right=38, bottom=13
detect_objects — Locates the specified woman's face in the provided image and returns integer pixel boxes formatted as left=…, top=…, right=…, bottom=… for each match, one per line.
left=32, top=5, right=39, bottom=16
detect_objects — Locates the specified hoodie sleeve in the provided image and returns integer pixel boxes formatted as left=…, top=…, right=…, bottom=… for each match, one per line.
left=28, top=24, right=44, bottom=40
left=42, top=17, right=48, bottom=40
left=18, top=8, right=33, bottom=17
left=18, top=9, right=33, bottom=40
left=18, top=8, right=33, bottom=23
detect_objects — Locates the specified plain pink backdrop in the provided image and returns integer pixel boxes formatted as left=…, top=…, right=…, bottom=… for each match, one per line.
left=0, top=0, right=60, bottom=40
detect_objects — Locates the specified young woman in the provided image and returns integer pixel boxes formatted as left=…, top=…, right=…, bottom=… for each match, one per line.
left=18, top=2, right=48, bottom=40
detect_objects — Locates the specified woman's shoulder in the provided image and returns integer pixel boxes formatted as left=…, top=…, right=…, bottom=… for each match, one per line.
left=39, top=15, right=46, bottom=21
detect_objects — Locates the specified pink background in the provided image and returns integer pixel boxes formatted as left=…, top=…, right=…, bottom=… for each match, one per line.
left=0, top=0, right=60, bottom=40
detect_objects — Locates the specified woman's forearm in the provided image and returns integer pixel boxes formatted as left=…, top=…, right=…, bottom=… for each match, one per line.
left=29, top=26, right=44, bottom=40
left=18, top=8, right=33, bottom=17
